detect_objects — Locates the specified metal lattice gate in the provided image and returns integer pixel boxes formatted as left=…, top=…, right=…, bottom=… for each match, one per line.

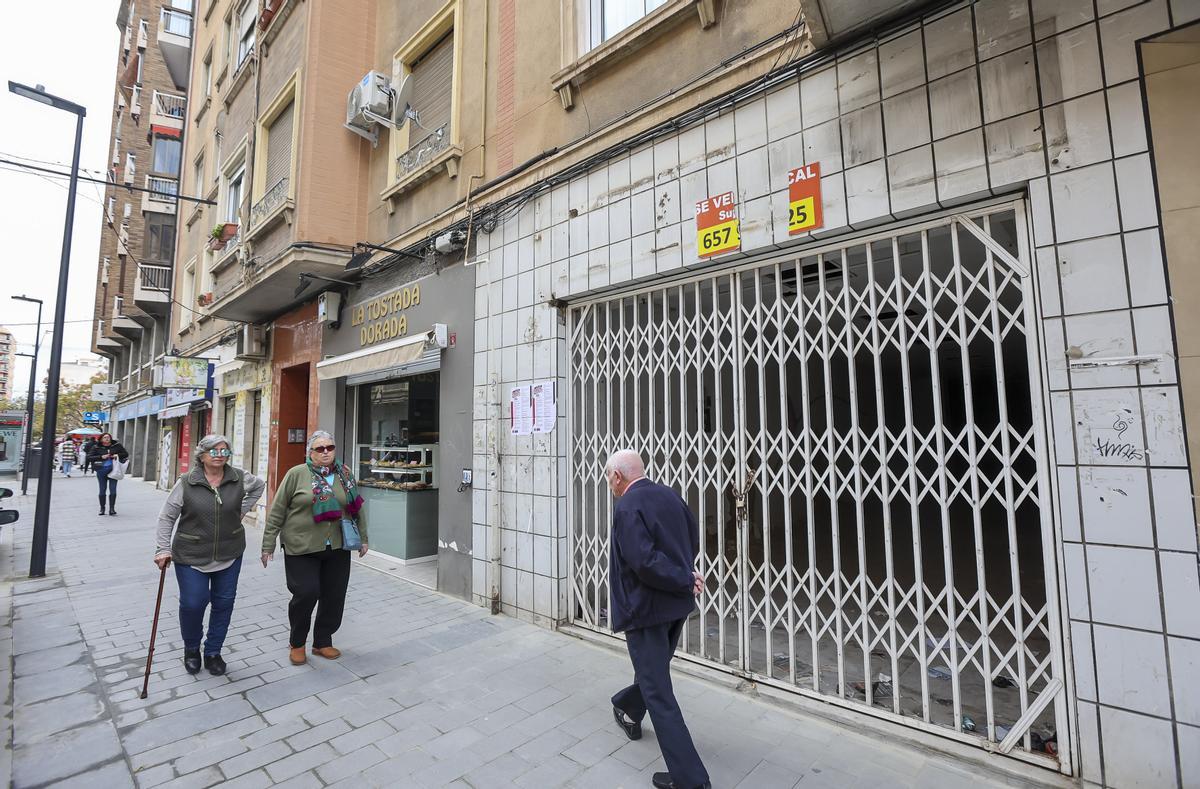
left=568, top=206, right=1069, bottom=769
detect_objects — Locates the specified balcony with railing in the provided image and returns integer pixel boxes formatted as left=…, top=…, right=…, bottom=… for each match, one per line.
left=95, top=317, right=121, bottom=351
left=141, top=175, right=178, bottom=215
left=384, top=122, right=462, bottom=207
left=111, top=294, right=140, bottom=339
left=149, top=90, right=186, bottom=133
left=158, top=7, right=192, bottom=89
left=134, top=262, right=172, bottom=314
left=137, top=18, right=148, bottom=49
left=248, top=176, right=293, bottom=235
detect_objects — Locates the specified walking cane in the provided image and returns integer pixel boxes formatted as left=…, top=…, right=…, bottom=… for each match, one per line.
left=141, top=563, right=168, bottom=699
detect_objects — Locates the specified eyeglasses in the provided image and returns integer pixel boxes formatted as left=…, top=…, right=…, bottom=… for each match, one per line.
left=311, top=445, right=336, bottom=453
left=206, top=448, right=232, bottom=458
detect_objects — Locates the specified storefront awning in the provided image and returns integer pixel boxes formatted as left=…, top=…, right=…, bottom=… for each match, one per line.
left=159, top=404, right=191, bottom=420
left=316, top=330, right=434, bottom=381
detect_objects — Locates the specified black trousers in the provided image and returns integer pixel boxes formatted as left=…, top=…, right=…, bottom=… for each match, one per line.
left=283, top=547, right=351, bottom=648
left=612, top=618, right=709, bottom=789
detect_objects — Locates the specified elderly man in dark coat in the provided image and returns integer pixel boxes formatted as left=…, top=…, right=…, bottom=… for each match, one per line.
left=606, top=450, right=710, bottom=789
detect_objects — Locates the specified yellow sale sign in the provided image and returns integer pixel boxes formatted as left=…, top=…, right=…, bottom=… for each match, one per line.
left=695, top=191, right=740, bottom=258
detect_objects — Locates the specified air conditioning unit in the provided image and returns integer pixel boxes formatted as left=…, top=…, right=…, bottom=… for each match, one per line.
left=344, top=70, right=392, bottom=147
left=236, top=324, right=268, bottom=360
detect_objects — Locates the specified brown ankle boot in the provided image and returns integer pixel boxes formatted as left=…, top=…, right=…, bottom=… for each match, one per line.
left=289, top=646, right=307, bottom=665
left=311, top=646, right=341, bottom=659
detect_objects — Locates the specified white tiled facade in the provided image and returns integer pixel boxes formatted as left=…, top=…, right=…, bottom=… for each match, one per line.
left=472, top=0, right=1200, bottom=784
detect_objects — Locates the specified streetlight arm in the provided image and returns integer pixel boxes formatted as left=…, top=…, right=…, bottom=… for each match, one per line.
left=7, top=81, right=86, bottom=116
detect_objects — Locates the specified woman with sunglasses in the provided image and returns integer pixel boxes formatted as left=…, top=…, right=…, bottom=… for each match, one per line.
left=262, top=430, right=369, bottom=665
left=154, top=434, right=266, bottom=676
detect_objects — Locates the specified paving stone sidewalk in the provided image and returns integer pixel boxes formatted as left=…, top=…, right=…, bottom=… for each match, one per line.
left=2, top=475, right=1056, bottom=788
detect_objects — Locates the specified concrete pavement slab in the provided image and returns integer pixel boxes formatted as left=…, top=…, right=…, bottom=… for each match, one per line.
left=3, top=475, right=1060, bottom=789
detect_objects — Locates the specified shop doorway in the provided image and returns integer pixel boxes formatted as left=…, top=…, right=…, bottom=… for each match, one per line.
left=277, top=363, right=310, bottom=480
left=568, top=205, right=1068, bottom=770
left=351, top=372, right=440, bottom=589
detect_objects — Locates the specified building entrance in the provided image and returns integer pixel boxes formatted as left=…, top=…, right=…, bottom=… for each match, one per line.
left=568, top=205, right=1069, bottom=769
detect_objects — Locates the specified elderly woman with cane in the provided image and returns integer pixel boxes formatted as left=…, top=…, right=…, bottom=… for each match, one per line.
left=262, top=430, right=368, bottom=666
left=154, top=434, right=265, bottom=676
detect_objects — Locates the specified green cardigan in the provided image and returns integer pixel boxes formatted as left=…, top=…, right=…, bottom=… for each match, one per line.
left=262, top=464, right=369, bottom=555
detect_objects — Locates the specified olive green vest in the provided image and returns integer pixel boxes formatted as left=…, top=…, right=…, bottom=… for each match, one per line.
left=172, top=466, right=247, bottom=566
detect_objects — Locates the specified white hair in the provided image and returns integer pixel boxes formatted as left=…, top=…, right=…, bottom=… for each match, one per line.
left=306, top=430, right=336, bottom=456
left=605, top=449, right=645, bottom=480
left=194, top=434, right=232, bottom=464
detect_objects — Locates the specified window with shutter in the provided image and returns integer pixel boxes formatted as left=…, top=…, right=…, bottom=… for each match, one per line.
left=408, top=32, right=453, bottom=150
left=265, top=101, right=293, bottom=190
left=236, top=0, right=255, bottom=67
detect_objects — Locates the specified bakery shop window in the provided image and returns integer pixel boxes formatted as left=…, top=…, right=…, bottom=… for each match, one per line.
left=354, top=372, right=439, bottom=491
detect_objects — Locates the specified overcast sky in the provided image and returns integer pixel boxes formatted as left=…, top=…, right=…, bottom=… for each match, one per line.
left=1, top=2, right=120, bottom=394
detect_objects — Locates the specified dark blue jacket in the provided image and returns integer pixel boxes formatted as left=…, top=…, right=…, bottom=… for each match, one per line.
left=609, top=479, right=699, bottom=633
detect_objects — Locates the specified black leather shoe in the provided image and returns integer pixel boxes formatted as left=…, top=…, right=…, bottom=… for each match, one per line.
left=613, top=706, right=642, bottom=740
left=651, top=774, right=710, bottom=789
left=204, top=654, right=227, bottom=676
left=183, top=649, right=201, bottom=675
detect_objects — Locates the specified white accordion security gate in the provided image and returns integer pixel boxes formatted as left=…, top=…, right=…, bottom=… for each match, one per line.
left=567, top=204, right=1070, bottom=770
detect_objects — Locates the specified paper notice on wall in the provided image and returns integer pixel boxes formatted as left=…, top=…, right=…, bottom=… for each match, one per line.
left=510, top=385, right=533, bottom=435
left=531, top=381, right=557, bottom=433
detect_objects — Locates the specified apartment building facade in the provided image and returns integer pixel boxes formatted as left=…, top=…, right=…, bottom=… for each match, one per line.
left=91, top=0, right=191, bottom=480
left=57, top=356, right=109, bottom=389
left=0, top=328, right=15, bottom=402
left=169, top=0, right=374, bottom=498
left=300, top=0, right=1200, bottom=786
left=144, top=0, right=1200, bottom=783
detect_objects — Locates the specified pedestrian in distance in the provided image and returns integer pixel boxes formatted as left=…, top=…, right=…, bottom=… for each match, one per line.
left=82, top=438, right=96, bottom=474
left=606, top=450, right=710, bottom=789
left=86, top=432, right=128, bottom=514
left=58, top=440, right=74, bottom=477
left=153, top=434, right=265, bottom=676
left=262, top=430, right=369, bottom=666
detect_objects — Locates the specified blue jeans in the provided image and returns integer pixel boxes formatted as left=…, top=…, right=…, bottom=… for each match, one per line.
left=174, top=557, right=242, bottom=655
left=96, top=468, right=118, bottom=496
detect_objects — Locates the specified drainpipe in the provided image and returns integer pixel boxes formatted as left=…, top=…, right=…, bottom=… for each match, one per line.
left=486, top=225, right=502, bottom=615
left=469, top=0, right=502, bottom=615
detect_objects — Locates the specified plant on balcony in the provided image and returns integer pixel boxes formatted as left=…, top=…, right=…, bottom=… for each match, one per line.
left=196, top=292, right=214, bottom=307
left=207, top=222, right=238, bottom=251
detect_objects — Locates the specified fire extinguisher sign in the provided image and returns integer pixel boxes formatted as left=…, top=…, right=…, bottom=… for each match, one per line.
left=787, top=162, right=823, bottom=234
left=695, top=191, right=740, bottom=259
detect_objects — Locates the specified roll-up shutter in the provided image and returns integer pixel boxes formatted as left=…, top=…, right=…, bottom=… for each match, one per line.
left=408, top=32, right=453, bottom=148
left=265, top=101, right=294, bottom=189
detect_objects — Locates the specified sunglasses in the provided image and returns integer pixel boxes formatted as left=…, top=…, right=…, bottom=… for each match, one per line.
left=206, top=448, right=232, bottom=458
left=311, top=445, right=336, bottom=453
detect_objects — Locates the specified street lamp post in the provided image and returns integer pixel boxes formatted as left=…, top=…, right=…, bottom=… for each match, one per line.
left=12, top=296, right=43, bottom=496
left=9, top=81, right=86, bottom=578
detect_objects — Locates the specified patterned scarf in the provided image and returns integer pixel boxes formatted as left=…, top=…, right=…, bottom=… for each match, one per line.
left=307, top=459, right=364, bottom=523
